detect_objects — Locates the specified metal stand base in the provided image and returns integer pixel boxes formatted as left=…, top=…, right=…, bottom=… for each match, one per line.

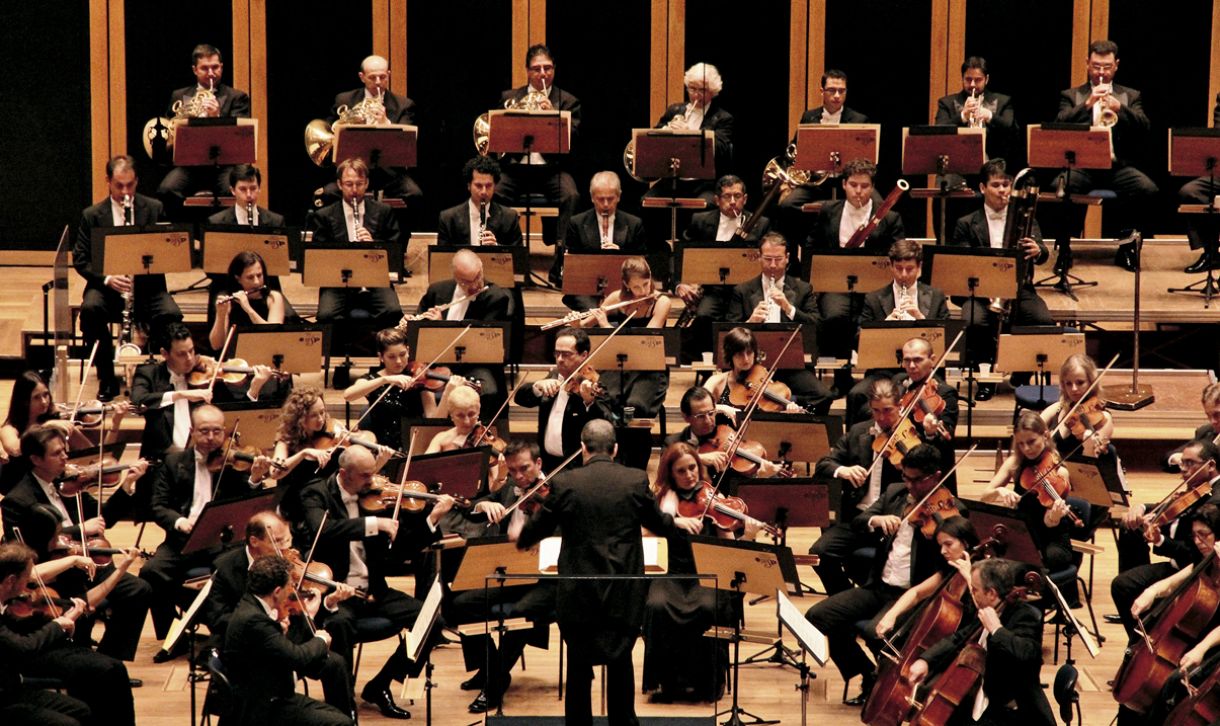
left=1167, top=267, right=1220, bottom=308
left=1103, top=383, right=1155, bottom=411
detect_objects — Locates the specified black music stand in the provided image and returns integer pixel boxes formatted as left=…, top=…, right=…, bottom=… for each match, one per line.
left=1168, top=129, right=1220, bottom=305
left=795, top=123, right=881, bottom=190
left=995, top=329, right=1084, bottom=409
left=182, top=486, right=280, bottom=555
left=746, top=412, right=840, bottom=477
left=805, top=249, right=891, bottom=294
left=634, top=128, right=715, bottom=246
left=559, top=251, right=634, bottom=299
left=676, top=242, right=762, bottom=286
left=96, top=225, right=194, bottom=362
left=174, top=118, right=258, bottom=209
left=334, top=123, right=418, bottom=169
left=488, top=109, right=572, bottom=261
left=428, top=245, right=525, bottom=289
left=902, top=126, right=986, bottom=243
left=1027, top=123, right=1112, bottom=297
left=397, top=446, right=491, bottom=502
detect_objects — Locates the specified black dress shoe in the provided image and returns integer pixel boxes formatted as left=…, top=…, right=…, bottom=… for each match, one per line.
left=843, top=671, right=876, bottom=706
left=1103, top=613, right=1123, bottom=624
left=974, top=383, right=996, bottom=402
left=460, top=672, right=485, bottom=691
left=97, top=380, right=121, bottom=403
left=361, top=685, right=411, bottom=719
left=468, top=690, right=500, bottom=714
left=129, top=678, right=143, bottom=688
left=152, top=649, right=178, bottom=664
left=1185, top=251, right=1220, bottom=273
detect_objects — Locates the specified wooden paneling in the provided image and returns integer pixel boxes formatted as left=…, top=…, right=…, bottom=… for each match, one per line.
left=1213, top=1, right=1220, bottom=127
left=231, top=0, right=250, bottom=93
left=249, top=0, right=268, bottom=189
left=89, top=0, right=111, bottom=199
left=107, top=0, right=126, bottom=159
left=1072, top=0, right=1092, bottom=84
left=788, top=0, right=809, bottom=135
left=1090, top=0, right=1110, bottom=52
left=372, top=0, right=389, bottom=58
left=807, top=0, right=826, bottom=120
left=929, top=0, right=948, bottom=123
left=666, top=1, right=685, bottom=107
left=649, top=0, right=688, bottom=123
left=391, top=0, right=408, bottom=97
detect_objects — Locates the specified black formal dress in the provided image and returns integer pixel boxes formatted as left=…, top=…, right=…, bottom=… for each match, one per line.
left=223, top=594, right=352, bottom=726
left=513, top=372, right=616, bottom=473
left=74, top=194, right=182, bottom=388
left=0, top=616, right=92, bottom=726
left=156, top=83, right=252, bottom=210
left=308, top=198, right=404, bottom=329
left=517, top=454, right=686, bottom=726
left=316, top=89, right=423, bottom=209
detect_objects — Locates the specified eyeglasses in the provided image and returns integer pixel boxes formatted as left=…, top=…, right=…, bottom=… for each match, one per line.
left=1193, top=531, right=1215, bottom=542
left=528, top=64, right=554, bottom=73
left=1088, top=63, right=1116, bottom=73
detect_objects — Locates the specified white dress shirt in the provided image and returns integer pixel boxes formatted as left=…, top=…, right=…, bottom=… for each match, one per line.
left=186, top=450, right=216, bottom=527
left=716, top=212, right=741, bottom=242
left=599, top=213, right=616, bottom=246
left=543, top=387, right=570, bottom=457
left=339, top=486, right=376, bottom=591
left=681, top=104, right=705, bottom=131
left=343, top=199, right=366, bottom=241
left=838, top=200, right=872, bottom=247
left=34, top=473, right=73, bottom=526
left=880, top=519, right=915, bottom=589
left=821, top=109, right=843, bottom=125
left=446, top=284, right=473, bottom=321
left=985, top=205, right=1007, bottom=249
left=159, top=371, right=192, bottom=450
left=110, top=197, right=132, bottom=226
left=234, top=204, right=259, bottom=226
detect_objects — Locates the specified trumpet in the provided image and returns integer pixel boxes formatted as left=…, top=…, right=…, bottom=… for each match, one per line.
left=1094, top=77, right=1118, bottom=127
left=965, top=88, right=984, bottom=128
left=396, top=285, right=489, bottom=330
left=142, top=79, right=215, bottom=158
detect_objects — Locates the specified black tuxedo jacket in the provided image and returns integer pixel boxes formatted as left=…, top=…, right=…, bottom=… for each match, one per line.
left=436, top=201, right=522, bottom=247
left=74, top=194, right=168, bottom=290
left=203, top=546, right=250, bottom=638
left=499, top=85, right=581, bottom=165
left=657, top=100, right=734, bottom=175
left=417, top=280, right=513, bottom=322
left=517, top=454, right=679, bottom=660
left=814, top=420, right=903, bottom=521
left=0, top=617, right=69, bottom=694
left=950, top=208, right=1049, bottom=290
left=807, top=198, right=905, bottom=253
left=150, top=448, right=260, bottom=550
left=308, top=198, right=401, bottom=245
left=935, top=90, right=1015, bottom=130
left=683, top=209, right=772, bottom=243
left=328, top=88, right=416, bottom=125
left=859, top=281, right=949, bottom=324
left=300, top=475, right=439, bottom=596
left=728, top=274, right=819, bottom=325
left=564, top=208, right=647, bottom=253
left=166, top=83, right=251, bottom=118
left=1, top=472, right=121, bottom=558
left=798, top=106, right=870, bottom=125
left=130, top=362, right=237, bottom=462
left=513, top=371, right=615, bottom=459
left=853, top=482, right=953, bottom=588
left=206, top=205, right=286, bottom=227
left=223, top=593, right=330, bottom=717
left=1057, top=82, right=1151, bottom=164
left=921, top=600, right=1055, bottom=724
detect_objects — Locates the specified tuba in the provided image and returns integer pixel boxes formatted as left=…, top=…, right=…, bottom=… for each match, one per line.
left=142, top=80, right=216, bottom=159
left=473, top=82, right=551, bottom=156
left=304, top=88, right=387, bottom=166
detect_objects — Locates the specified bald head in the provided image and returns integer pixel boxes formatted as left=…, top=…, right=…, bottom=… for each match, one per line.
left=337, top=445, right=378, bottom=495
left=452, top=249, right=486, bottom=297
left=359, top=55, right=390, bottom=96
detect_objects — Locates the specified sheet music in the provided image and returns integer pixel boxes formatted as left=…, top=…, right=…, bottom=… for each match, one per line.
left=776, top=590, right=828, bottom=665
left=538, top=536, right=669, bottom=573
left=406, top=577, right=443, bottom=662
left=162, top=578, right=213, bottom=654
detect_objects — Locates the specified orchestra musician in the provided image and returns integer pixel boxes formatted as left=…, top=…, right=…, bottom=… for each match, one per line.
left=934, top=57, right=1018, bottom=172
left=873, top=516, right=980, bottom=640
left=436, top=157, right=522, bottom=248
left=301, top=445, right=456, bottom=720
left=561, top=171, right=648, bottom=308
left=573, top=257, right=670, bottom=419
left=0, top=426, right=151, bottom=665
left=846, top=240, right=951, bottom=426
left=208, top=250, right=288, bottom=347
left=316, top=54, right=422, bottom=211
left=493, top=44, right=580, bottom=258
left=513, top=327, right=615, bottom=472
left=1056, top=39, right=1158, bottom=268
left=905, top=557, right=1056, bottom=725
left=516, top=420, right=703, bottom=726
left=809, top=378, right=908, bottom=596
left=75, top=155, right=183, bottom=402
left=1164, top=382, right=1220, bottom=470
left=222, top=555, right=353, bottom=726
left=203, top=511, right=357, bottom=719
left=893, top=337, right=960, bottom=492
left=142, top=405, right=271, bottom=650
left=1177, top=94, right=1220, bottom=274
left=1042, top=354, right=1115, bottom=458
left=664, top=386, right=784, bottom=479
left=154, top=44, right=251, bottom=216
left=643, top=62, right=734, bottom=203
left=805, top=444, right=958, bottom=705
left=206, top=164, right=284, bottom=227
left=950, top=158, right=1054, bottom=401
left=703, top=326, right=805, bottom=414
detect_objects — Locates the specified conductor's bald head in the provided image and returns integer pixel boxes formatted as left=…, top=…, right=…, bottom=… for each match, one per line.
left=580, top=419, right=617, bottom=461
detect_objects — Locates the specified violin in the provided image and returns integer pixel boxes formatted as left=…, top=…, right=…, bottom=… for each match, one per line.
left=563, top=364, right=606, bottom=397
left=405, top=362, right=482, bottom=393
left=901, top=378, right=952, bottom=440
left=282, top=547, right=370, bottom=602
left=309, top=421, right=400, bottom=458
left=44, top=400, right=124, bottom=429
left=48, top=532, right=151, bottom=566
left=55, top=455, right=143, bottom=497
left=358, top=474, right=472, bottom=513
left=6, top=582, right=69, bottom=620
left=698, top=424, right=792, bottom=478
left=675, top=481, right=780, bottom=538
left=1146, top=475, right=1214, bottom=532
left=463, top=423, right=507, bottom=454
left=188, top=356, right=288, bottom=388
left=727, top=364, right=806, bottom=413
left=519, top=481, right=552, bottom=516
left=1016, top=449, right=1084, bottom=527
left=1063, top=395, right=1107, bottom=443
left=904, top=487, right=964, bottom=539
left=872, top=416, right=925, bottom=469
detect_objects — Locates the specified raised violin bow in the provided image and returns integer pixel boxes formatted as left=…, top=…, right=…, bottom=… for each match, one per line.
left=207, top=325, right=238, bottom=394
left=899, top=443, right=978, bottom=528
left=389, top=431, right=419, bottom=531
left=558, top=311, right=637, bottom=391
left=472, top=375, right=525, bottom=448
left=493, top=449, right=582, bottom=525
left=68, top=340, right=100, bottom=425
left=354, top=323, right=476, bottom=435
left=1051, top=352, right=1120, bottom=439
left=11, top=527, right=62, bottom=619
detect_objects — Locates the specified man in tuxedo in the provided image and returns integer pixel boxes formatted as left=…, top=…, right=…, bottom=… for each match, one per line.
left=950, top=158, right=1054, bottom=399
left=206, top=164, right=285, bottom=227
left=1178, top=94, right=1220, bottom=273
left=141, top=405, right=272, bottom=644
left=935, top=57, right=1017, bottom=169
left=437, top=157, right=522, bottom=248
left=493, top=44, right=580, bottom=250
left=223, top=555, right=352, bottom=726
left=315, top=55, right=422, bottom=211
left=513, top=328, right=616, bottom=472
left=301, top=446, right=456, bottom=720
left=203, top=512, right=357, bottom=717
left=75, top=154, right=183, bottom=401
left=310, top=157, right=404, bottom=330
left=561, top=171, right=648, bottom=309
left=517, top=420, right=702, bottom=726
left=155, top=44, right=252, bottom=215
left=893, top=338, right=959, bottom=492
left=0, top=426, right=151, bottom=664
left=845, top=240, right=950, bottom=425
left=1056, top=39, right=1157, bottom=262
left=129, top=322, right=222, bottom=465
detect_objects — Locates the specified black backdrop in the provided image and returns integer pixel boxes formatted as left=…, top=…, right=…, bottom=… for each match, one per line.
left=1, top=1, right=1217, bottom=246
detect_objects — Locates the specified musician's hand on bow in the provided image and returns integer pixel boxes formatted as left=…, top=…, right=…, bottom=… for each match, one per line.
left=427, top=494, right=457, bottom=525
left=177, top=388, right=214, bottom=404
left=674, top=516, right=704, bottom=535
left=70, top=555, right=97, bottom=579
left=993, top=487, right=1021, bottom=508
left=1121, top=502, right=1146, bottom=529
left=1018, top=237, right=1041, bottom=260
left=758, top=459, right=782, bottom=478
left=1132, top=589, right=1157, bottom=618
left=675, top=283, right=702, bottom=303
left=534, top=378, right=562, bottom=398
left=1045, top=499, right=1070, bottom=527
left=81, top=517, right=106, bottom=537
left=921, top=413, right=942, bottom=437
left=875, top=613, right=897, bottom=638
left=354, top=225, right=374, bottom=242
left=106, top=275, right=133, bottom=294
left=907, top=658, right=928, bottom=685
left=303, top=447, right=332, bottom=469
left=699, top=450, right=729, bottom=472
left=475, top=501, right=508, bottom=524
left=376, top=517, right=399, bottom=539
left=978, top=605, right=1002, bottom=634
left=870, top=514, right=902, bottom=536
left=835, top=465, right=869, bottom=487
left=1143, top=520, right=1164, bottom=545
left=174, top=517, right=194, bottom=534
left=1180, top=644, right=1207, bottom=674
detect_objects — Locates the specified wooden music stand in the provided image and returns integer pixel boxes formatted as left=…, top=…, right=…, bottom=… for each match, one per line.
left=97, top=226, right=194, bottom=278
left=200, top=225, right=297, bottom=276
left=736, top=478, right=830, bottom=529
left=925, top=246, right=1019, bottom=301
left=746, top=412, right=840, bottom=466
left=428, top=245, right=524, bottom=288
left=487, top=110, right=571, bottom=155
left=1168, top=129, right=1220, bottom=307
left=806, top=249, right=891, bottom=293
left=902, top=126, right=986, bottom=243
left=582, top=327, right=672, bottom=371
left=214, top=399, right=284, bottom=453
left=633, top=128, right=716, bottom=244
left=407, top=321, right=509, bottom=365
left=712, top=323, right=811, bottom=369
left=560, top=251, right=634, bottom=297
left=675, top=242, right=761, bottom=286
left=1062, top=458, right=1128, bottom=509
left=302, top=244, right=394, bottom=289
left=995, top=330, right=1084, bottom=376
left=334, top=124, right=418, bottom=168
left=856, top=321, right=957, bottom=371
left=173, top=118, right=258, bottom=166
left=794, top=123, right=881, bottom=176
left=398, top=446, right=490, bottom=501
left=233, top=324, right=328, bottom=375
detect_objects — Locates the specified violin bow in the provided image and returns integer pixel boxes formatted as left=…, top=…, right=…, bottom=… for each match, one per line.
left=493, top=449, right=582, bottom=525
left=68, top=341, right=100, bottom=425
left=211, top=418, right=241, bottom=500
left=1145, top=451, right=1215, bottom=522
left=207, top=325, right=238, bottom=394
left=558, top=311, right=637, bottom=391
left=298, top=510, right=329, bottom=596
left=269, top=533, right=318, bottom=635
left=899, top=444, right=978, bottom=527
left=72, top=493, right=90, bottom=564
left=11, top=528, right=63, bottom=620
left=473, top=375, right=525, bottom=448
left=389, top=431, right=419, bottom=534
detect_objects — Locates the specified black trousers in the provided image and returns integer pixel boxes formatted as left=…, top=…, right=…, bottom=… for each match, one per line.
left=1058, top=163, right=1159, bottom=237
left=316, top=287, right=402, bottom=326
left=25, top=642, right=133, bottom=726
left=818, top=292, right=863, bottom=359
left=495, top=165, right=579, bottom=245
left=259, top=693, right=353, bottom=726
left=777, top=368, right=834, bottom=416
left=0, top=688, right=90, bottom=726
left=140, top=542, right=221, bottom=639
left=326, top=587, right=425, bottom=685
left=65, top=567, right=151, bottom=662
left=79, top=282, right=182, bottom=385
left=156, top=166, right=233, bottom=214
left=805, top=584, right=901, bottom=680
left=678, top=287, right=732, bottom=363
left=564, top=635, right=639, bottom=726
left=957, top=287, right=1054, bottom=368
left=600, top=370, right=668, bottom=419
left=1110, top=561, right=1177, bottom=641
left=297, top=650, right=355, bottom=716
left=808, top=520, right=868, bottom=596
left=448, top=583, right=554, bottom=696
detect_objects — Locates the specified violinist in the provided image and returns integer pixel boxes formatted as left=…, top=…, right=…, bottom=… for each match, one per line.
left=423, top=385, right=506, bottom=489
left=1111, top=445, right=1220, bottom=641
left=0, top=425, right=152, bottom=664
left=805, top=444, right=959, bottom=706
left=905, top=557, right=1055, bottom=725
left=981, top=411, right=1075, bottom=573
left=1041, top=353, right=1115, bottom=459
left=895, top=337, right=960, bottom=492
left=203, top=512, right=357, bottom=718
left=207, top=250, right=287, bottom=350
left=513, top=327, right=614, bottom=472
left=222, top=555, right=353, bottom=726
left=704, top=326, right=825, bottom=415
left=873, top=516, right=980, bottom=641
left=665, top=386, right=785, bottom=479
left=643, top=442, right=756, bottom=702
left=301, top=445, right=456, bottom=719
left=1164, top=381, right=1220, bottom=471
left=575, top=256, right=671, bottom=418
left=810, top=378, right=908, bottom=595
left=142, top=405, right=273, bottom=651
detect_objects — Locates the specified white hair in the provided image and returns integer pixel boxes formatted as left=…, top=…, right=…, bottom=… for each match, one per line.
left=589, top=171, right=621, bottom=195
left=684, top=63, right=723, bottom=95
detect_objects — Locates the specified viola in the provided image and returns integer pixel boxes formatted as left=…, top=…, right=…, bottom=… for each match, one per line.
left=55, top=455, right=143, bottom=497
left=904, top=487, right=964, bottom=539
left=901, top=378, right=952, bottom=440
left=872, top=416, right=925, bottom=469
left=675, top=481, right=780, bottom=538
left=1146, top=474, right=1214, bottom=532
left=1063, top=395, right=1107, bottom=442
left=727, top=364, right=806, bottom=413
left=519, top=481, right=552, bottom=516
left=463, top=423, right=507, bottom=455
left=698, top=424, right=792, bottom=478
left=1016, top=449, right=1083, bottom=527
left=188, top=356, right=288, bottom=388
left=406, top=362, right=482, bottom=393
left=282, top=547, right=370, bottom=602
left=358, top=475, right=472, bottom=513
